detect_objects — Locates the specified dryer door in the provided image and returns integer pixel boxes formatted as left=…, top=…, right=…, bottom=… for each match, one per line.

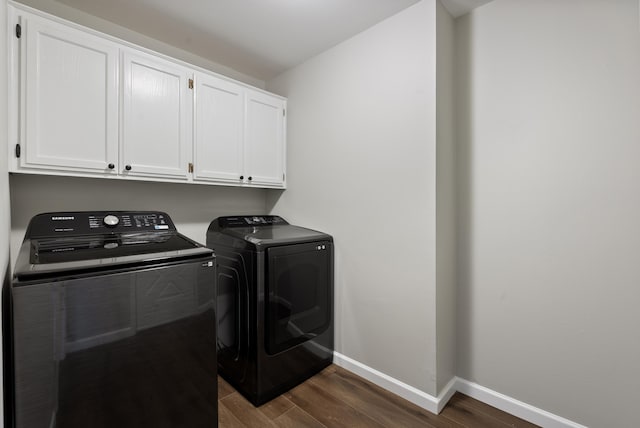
left=265, top=241, right=333, bottom=355
left=215, top=248, right=252, bottom=381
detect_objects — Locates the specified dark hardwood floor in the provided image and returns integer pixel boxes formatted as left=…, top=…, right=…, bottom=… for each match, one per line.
left=218, top=365, right=540, bottom=427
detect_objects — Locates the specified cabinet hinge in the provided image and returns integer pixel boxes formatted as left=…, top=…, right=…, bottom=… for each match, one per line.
left=15, top=143, right=21, bottom=158
left=188, top=79, right=194, bottom=89
left=15, top=24, right=21, bottom=39
left=283, top=173, right=285, bottom=181
left=283, top=109, right=286, bottom=117
left=188, top=162, right=194, bottom=173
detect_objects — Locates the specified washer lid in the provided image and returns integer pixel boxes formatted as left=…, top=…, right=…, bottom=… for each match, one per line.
left=30, top=232, right=200, bottom=264
left=13, top=236, right=212, bottom=283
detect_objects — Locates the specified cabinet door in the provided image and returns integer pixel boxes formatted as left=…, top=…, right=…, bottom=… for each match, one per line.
left=122, top=50, right=192, bottom=180
left=244, top=90, right=286, bottom=187
left=193, top=73, right=244, bottom=183
left=21, top=13, right=119, bottom=174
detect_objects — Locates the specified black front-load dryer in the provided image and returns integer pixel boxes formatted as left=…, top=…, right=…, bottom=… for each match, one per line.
left=207, top=215, right=334, bottom=405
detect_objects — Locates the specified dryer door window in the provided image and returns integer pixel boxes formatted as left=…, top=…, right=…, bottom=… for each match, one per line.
left=265, top=241, right=332, bottom=355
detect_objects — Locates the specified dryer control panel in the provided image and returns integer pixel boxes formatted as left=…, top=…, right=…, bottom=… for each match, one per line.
left=216, top=216, right=289, bottom=228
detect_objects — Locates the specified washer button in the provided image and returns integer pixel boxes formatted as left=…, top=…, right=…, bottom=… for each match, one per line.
left=103, top=215, right=120, bottom=227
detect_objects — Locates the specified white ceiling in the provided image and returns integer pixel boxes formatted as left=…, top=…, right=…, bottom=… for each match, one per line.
left=53, top=0, right=492, bottom=81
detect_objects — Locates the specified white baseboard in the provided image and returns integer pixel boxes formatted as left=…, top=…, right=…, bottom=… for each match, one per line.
left=333, top=352, right=585, bottom=428
left=332, top=352, right=456, bottom=414
left=455, top=378, right=588, bottom=428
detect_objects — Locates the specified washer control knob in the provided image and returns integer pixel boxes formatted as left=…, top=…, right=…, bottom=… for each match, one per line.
left=103, top=215, right=119, bottom=227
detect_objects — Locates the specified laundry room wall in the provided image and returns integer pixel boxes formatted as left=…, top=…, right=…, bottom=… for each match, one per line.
left=9, top=175, right=269, bottom=268
left=456, top=0, right=640, bottom=426
left=435, top=0, right=456, bottom=395
left=267, top=0, right=447, bottom=397
left=1, top=0, right=10, bottom=423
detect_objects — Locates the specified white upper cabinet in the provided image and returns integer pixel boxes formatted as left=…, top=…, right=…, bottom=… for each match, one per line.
left=244, top=89, right=286, bottom=187
left=193, top=72, right=244, bottom=184
left=194, top=74, right=287, bottom=187
left=19, top=12, right=119, bottom=174
left=122, top=50, right=192, bottom=180
left=9, top=5, right=286, bottom=189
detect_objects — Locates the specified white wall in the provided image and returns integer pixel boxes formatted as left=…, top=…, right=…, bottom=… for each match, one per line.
left=267, top=0, right=443, bottom=396
left=456, top=0, right=640, bottom=426
left=435, top=0, right=456, bottom=393
left=1, top=0, right=10, bottom=423
left=9, top=175, right=268, bottom=268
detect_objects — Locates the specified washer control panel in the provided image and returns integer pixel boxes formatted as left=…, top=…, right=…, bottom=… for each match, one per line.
left=27, top=211, right=176, bottom=238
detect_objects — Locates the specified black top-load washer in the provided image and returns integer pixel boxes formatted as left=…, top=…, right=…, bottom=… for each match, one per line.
left=5, top=211, right=217, bottom=428
left=207, top=215, right=334, bottom=406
